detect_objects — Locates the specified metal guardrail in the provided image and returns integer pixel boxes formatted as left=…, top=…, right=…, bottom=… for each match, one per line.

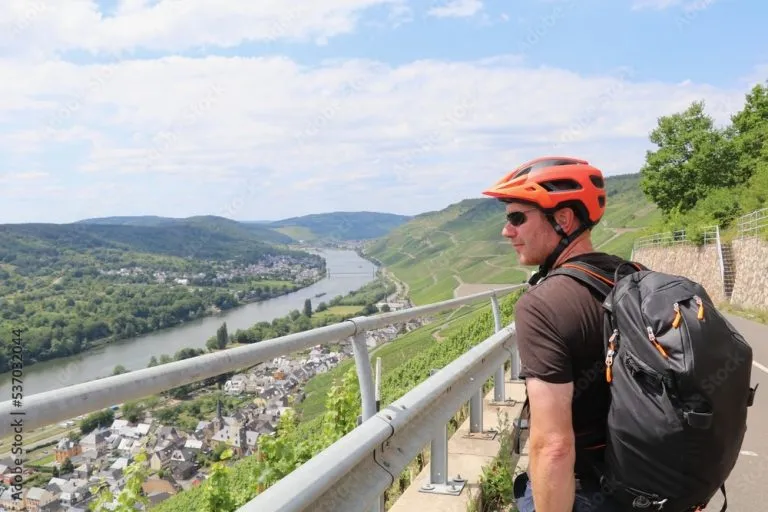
left=738, top=207, right=768, bottom=239
left=0, top=284, right=524, bottom=440
left=633, top=229, right=689, bottom=250
left=238, top=317, right=518, bottom=512
left=633, top=226, right=718, bottom=251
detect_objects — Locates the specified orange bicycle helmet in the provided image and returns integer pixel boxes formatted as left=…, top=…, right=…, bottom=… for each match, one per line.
left=482, top=156, right=606, bottom=225
left=482, top=156, right=607, bottom=284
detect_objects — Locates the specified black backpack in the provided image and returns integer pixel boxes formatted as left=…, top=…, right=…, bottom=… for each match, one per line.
left=513, top=259, right=758, bottom=512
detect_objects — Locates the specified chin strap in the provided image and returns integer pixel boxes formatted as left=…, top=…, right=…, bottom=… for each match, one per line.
left=528, top=214, right=591, bottom=286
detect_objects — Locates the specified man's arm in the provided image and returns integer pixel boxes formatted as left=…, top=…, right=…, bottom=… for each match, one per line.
left=526, top=377, right=576, bottom=512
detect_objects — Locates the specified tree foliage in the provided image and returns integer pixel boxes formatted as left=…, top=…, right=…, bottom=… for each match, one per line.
left=640, top=82, right=768, bottom=230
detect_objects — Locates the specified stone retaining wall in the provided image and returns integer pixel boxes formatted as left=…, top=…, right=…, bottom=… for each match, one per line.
left=731, top=237, right=768, bottom=310
left=633, top=244, right=726, bottom=304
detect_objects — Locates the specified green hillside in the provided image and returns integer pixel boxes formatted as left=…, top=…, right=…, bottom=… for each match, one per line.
left=364, top=173, right=659, bottom=305
left=266, top=211, right=412, bottom=241
left=79, top=211, right=412, bottom=243
left=0, top=222, right=300, bottom=274
left=75, top=214, right=293, bottom=246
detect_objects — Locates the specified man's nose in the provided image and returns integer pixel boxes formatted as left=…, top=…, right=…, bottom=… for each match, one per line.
left=502, top=222, right=516, bottom=238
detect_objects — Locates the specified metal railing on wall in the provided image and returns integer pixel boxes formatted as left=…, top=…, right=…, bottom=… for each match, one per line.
left=633, top=225, right=719, bottom=251
left=738, top=207, right=768, bottom=239
left=632, top=205, right=768, bottom=302
left=0, top=283, right=525, bottom=511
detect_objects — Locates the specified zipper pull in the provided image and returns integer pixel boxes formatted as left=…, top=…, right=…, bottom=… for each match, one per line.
left=672, top=303, right=682, bottom=329
left=694, top=295, right=705, bottom=321
left=605, top=329, right=618, bottom=383
left=647, top=326, right=668, bottom=358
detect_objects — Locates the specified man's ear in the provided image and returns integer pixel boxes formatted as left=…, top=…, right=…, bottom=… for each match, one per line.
left=554, top=207, right=578, bottom=232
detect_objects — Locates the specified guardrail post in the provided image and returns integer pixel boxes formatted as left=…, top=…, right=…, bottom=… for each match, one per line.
left=420, top=369, right=466, bottom=496
left=351, top=329, right=377, bottom=422
left=510, top=341, right=522, bottom=382
left=490, top=294, right=505, bottom=402
left=375, top=357, right=382, bottom=412
left=469, top=390, right=483, bottom=433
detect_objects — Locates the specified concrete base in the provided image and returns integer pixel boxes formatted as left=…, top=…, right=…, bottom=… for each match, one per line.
left=388, top=381, right=527, bottom=512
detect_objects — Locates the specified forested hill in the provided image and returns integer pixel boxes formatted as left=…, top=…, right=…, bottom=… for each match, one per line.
left=74, top=215, right=293, bottom=246
left=78, top=211, right=412, bottom=242
left=0, top=217, right=326, bottom=375
left=0, top=221, right=300, bottom=274
left=265, top=211, right=412, bottom=241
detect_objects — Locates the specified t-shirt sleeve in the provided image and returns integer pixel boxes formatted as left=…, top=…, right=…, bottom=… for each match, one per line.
left=515, top=292, right=573, bottom=384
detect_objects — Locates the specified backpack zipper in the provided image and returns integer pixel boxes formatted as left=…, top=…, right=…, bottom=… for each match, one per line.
left=672, top=296, right=704, bottom=329
left=672, top=303, right=682, bottom=329
left=647, top=326, right=669, bottom=358
left=694, top=295, right=705, bottom=321
left=605, top=329, right=618, bottom=383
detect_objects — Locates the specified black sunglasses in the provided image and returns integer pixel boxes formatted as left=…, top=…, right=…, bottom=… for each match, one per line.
left=505, top=208, right=538, bottom=227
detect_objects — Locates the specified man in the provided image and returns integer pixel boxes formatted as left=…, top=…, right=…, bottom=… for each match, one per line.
left=482, top=156, right=626, bottom=511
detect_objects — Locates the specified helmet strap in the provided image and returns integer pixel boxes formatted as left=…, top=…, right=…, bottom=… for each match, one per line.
left=528, top=214, right=590, bottom=286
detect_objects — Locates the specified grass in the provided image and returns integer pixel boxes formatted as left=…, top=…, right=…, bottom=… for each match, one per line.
left=254, top=279, right=293, bottom=288
left=272, top=226, right=318, bottom=241
left=313, top=305, right=363, bottom=319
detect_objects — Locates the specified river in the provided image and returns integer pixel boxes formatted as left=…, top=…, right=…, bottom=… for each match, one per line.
left=0, top=249, right=377, bottom=399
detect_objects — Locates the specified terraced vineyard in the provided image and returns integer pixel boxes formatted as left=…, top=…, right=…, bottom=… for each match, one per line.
left=365, top=173, right=661, bottom=305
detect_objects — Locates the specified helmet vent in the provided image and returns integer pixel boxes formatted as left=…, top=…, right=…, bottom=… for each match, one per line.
left=541, top=179, right=582, bottom=192
left=590, top=175, right=605, bottom=188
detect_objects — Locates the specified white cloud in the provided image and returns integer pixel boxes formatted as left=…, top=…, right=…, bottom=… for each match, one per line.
left=427, top=0, right=483, bottom=18
left=0, top=50, right=759, bottom=223
left=0, top=0, right=407, bottom=57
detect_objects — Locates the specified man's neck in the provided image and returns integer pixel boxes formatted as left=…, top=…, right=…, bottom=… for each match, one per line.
left=553, top=231, right=594, bottom=268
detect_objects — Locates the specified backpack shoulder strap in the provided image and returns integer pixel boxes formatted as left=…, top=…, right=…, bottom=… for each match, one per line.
left=545, top=259, right=647, bottom=302
left=545, top=261, right=616, bottom=301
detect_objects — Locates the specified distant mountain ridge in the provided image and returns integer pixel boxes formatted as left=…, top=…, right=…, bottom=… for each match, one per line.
left=77, top=211, right=413, bottom=242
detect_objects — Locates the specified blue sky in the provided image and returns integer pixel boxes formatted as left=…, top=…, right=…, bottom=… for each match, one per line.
left=0, top=0, right=765, bottom=223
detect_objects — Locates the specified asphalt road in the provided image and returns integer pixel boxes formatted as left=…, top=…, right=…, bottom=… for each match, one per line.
left=705, top=313, right=768, bottom=511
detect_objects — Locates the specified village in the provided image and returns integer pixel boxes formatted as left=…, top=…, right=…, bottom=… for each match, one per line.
left=0, top=297, right=421, bottom=511
left=98, top=254, right=324, bottom=287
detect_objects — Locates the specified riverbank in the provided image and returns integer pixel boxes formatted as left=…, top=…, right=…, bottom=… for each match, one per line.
left=6, top=273, right=326, bottom=376
left=0, top=249, right=378, bottom=398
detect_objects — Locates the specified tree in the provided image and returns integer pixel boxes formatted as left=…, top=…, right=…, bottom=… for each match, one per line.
left=730, top=82, right=768, bottom=181
left=640, top=101, right=740, bottom=215
left=113, top=365, right=128, bottom=375
left=216, top=322, right=228, bottom=349
left=60, top=457, right=75, bottom=475
left=122, top=401, right=144, bottom=423
left=303, top=299, right=312, bottom=317
left=147, top=356, right=158, bottom=367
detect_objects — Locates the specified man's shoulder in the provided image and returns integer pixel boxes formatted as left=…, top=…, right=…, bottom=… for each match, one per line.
left=520, top=272, right=591, bottom=309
